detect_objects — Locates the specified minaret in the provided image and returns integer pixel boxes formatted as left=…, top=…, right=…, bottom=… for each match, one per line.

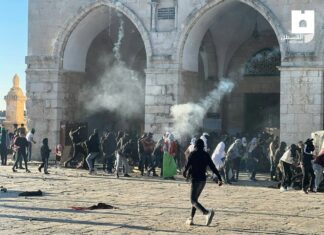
left=3, top=74, right=26, bottom=132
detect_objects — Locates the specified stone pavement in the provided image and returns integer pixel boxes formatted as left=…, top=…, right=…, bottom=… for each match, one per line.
left=0, top=164, right=323, bottom=235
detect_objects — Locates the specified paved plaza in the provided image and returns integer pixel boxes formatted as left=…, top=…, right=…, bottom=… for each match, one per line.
left=0, top=164, right=323, bottom=235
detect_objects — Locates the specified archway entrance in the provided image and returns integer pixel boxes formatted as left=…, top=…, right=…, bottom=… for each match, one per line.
left=179, top=0, right=282, bottom=136
left=60, top=6, right=148, bottom=135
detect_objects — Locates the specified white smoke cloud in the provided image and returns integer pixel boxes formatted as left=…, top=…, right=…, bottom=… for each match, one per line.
left=170, top=79, right=235, bottom=138
left=80, top=60, right=144, bottom=118
left=79, top=14, right=144, bottom=119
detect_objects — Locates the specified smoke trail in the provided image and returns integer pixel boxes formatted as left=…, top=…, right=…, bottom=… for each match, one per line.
left=170, top=79, right=235, bottom=138
left=113, top=13, right=124, bottom=62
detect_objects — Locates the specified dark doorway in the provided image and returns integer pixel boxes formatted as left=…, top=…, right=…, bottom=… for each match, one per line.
left=244, top=93, right=280, bottom=133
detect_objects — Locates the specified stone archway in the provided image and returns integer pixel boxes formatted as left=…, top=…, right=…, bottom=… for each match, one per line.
left=52, top=0, right=153, bottom=135
left=174, top=0, right=287, bottom=72
left=54, top=0, right=152, bottom=71
left=173, top=0, right=286, bottom=135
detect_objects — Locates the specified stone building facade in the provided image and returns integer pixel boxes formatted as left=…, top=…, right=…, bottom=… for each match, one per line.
left=27, top=0, right=324, bottom=157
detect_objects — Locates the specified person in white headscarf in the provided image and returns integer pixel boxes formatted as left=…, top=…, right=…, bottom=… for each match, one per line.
left=200, top=133, right=210, bottom=152
left=184, top=137, right=197, bottom=163
left=211, top=141, right=226, bottom=181
left=224, top=139, right=243, bottom=183
left=248, top=138, right=258, bottom=154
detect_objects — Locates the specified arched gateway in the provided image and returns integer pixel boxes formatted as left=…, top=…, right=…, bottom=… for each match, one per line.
left=27, top=0, right=324, bottom=159
left=173, top=0, right=287, bottom=136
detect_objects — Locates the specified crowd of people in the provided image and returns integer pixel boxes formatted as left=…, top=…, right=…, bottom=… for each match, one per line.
left=0, top=124, right=323, bottom=192
left=0, top=124, right=323, bottom=226
left=0, top=124, right=38, bottom=173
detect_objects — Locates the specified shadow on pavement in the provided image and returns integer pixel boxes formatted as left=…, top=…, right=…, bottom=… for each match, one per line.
left=0, top=214, right=187, bottom=234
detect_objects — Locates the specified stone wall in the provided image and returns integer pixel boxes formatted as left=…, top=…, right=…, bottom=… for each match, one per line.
left=280, top=67, right=324, bottom=145
left=27, top=0, right=324, bottom=157
left=26, top=56, right=61, bottom=160
left=145, top=58, right=180, bottom=136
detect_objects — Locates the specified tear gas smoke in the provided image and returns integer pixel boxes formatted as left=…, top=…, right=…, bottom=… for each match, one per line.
left=170, top=79, right=235, bottom=138
left=113, top=12, right=124, bottom=62
left=79, top=14, right=144, bottom=119
left=80, top=59, right=144, bottom=118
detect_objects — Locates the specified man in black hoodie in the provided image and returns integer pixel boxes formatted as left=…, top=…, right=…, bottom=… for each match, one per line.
left=183, top=139, right=223, bottom=226
left=39, top=138, right=51, bottom=174
left=64, top=126, right=86, bottom=167
left=301, top=138, right=315, bottom=193
left=86, top=129, right=100, bottom=174
left=101, top=132, right=117, bottom=173
left=12, top=131, right=30, bottom=173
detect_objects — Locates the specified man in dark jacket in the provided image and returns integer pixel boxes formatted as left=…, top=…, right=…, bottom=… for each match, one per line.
left=102, top=132, right=117, bottom=173
left=12, top=132, right=30, bottom=173
left=64, top=126, right=86, bottom=167
left=301, top=138, right=315, bottom=193
left=183, top=139, right=222, bottom=226
left=138, top=133, right=146, bottom=176
left=38, top=138, right=51, bottom=174
left=148, top=137, right=164, bottom=177
left=86, top=129, right=100, bottom=174
left=0, top=128, right=9, bottom=165
left=115, top=133, right=132, bottom=178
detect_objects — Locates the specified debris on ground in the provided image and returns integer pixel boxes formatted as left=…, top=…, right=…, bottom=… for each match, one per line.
left=18, top=190, right=43, bottom=197
left=71, top=203, right=118, bottom=211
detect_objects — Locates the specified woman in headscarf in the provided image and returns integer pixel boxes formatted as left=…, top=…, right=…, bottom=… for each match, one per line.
left=211, top=141, right=226, bottom=181
left=184, top=137, right=197, bottom=163
left=162, top=133, right=178, bottom=179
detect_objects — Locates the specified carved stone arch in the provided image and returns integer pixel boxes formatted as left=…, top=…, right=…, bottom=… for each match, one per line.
left=174, top=0, right=287, bottom=72
left=53, top=0, right=152, bottom=71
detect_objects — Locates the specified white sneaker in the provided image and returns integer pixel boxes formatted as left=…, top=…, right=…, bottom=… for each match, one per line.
left=185, top=217, right=193, bottom=226
left=206, top=209, right=215, bottom=226
left=287, top=186, right=293, bottom=191
left=280, top=186, right=287, bottom=192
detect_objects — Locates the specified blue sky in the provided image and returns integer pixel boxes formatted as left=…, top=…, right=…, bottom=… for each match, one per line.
left=0, top=0, right=28, bottom=110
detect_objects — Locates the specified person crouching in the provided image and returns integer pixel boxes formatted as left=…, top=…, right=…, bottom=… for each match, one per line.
left=39, top=138, right=51, bottom=174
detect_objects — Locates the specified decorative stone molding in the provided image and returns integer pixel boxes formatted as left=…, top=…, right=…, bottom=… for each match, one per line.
left=25, top=56, right=59, bottom=70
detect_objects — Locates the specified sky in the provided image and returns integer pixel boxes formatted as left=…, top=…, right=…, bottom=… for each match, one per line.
left=0, top=0, right=28, bottom=110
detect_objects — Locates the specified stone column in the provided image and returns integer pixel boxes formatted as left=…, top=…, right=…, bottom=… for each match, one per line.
left=174, top=0, right=178, bottom=30
left=145, top=58, right=180, bottom=136
left=25, top=56, right=62, bottom=160
left=149, top=1, right=158, bottom=32
left=279, top=67, right=324, bottom=145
